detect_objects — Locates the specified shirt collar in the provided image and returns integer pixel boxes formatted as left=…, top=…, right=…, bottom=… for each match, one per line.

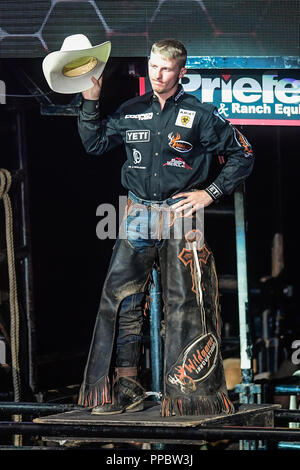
left=150, top=84, right=185, bottom=104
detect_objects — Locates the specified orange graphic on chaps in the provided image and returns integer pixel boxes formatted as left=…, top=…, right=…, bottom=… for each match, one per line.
left=178, top=230, right=211, bottom=294
left=174, top=365, right=196, bottom=391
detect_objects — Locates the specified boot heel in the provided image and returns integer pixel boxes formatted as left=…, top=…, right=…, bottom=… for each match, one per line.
left=126, top=401, right=144, bottom=412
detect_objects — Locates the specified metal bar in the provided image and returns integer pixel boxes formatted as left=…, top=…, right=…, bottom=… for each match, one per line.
left=277, top=442, right=300, bottom=450
left=15, top=111, right=37, bottom=395
left=150, top=268, right=162, bottom=392
left=0, top=402, right=82, bottom=416
left=7, top=63, right=81, bottom=116
left=150, top=267, right=163, bottom=398
left=0, top=445, right=66, bottom=451
left=274, top=385, right=300, bottom=395
left=0, top=422, right=299, bottom=442
left=234, top=186, right=255, bottom=450
left=7, top=65, right=53, bottom=105
left=275, top=410, right=300, bottom=422
left=204, top=207, right=235, bottom=216
left=234, top=185, right=252, bottom=378
left=149, top=268, right=165, bottom=451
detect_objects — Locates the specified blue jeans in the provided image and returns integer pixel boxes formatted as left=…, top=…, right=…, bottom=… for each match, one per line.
left=116, top=191, right=184, bottom=348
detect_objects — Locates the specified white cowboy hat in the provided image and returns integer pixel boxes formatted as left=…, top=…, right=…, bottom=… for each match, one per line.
left=42, top=34, right=111, bottom=94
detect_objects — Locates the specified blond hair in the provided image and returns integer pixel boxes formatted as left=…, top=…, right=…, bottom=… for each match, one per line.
left=151, top=39, right=187, bottom=68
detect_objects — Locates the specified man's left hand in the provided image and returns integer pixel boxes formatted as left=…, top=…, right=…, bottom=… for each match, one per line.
left=172, top=190, right=213, bottom=217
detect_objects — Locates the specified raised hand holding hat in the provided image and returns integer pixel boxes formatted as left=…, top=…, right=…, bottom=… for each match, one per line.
left=42, top=34, right=111, bottom=94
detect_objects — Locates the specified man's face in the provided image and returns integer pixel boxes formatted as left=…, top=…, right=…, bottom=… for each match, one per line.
left=148, top=52, right=186, bottom=96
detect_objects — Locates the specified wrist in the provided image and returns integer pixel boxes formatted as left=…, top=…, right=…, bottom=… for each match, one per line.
left=82, top=99, right=100, bottom=113
left=204, top=183, right=223, bottom=201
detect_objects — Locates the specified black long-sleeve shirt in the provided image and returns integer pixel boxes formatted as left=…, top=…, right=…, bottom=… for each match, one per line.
left=78, top=85, right=254, bottom=201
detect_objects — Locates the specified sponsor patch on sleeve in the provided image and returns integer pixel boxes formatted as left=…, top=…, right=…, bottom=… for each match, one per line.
left=213, top=108, right=226, bottom=122
left=175, top=109, right=196, bottom=128
left=205, top=183, right=223, bottom=200
left=233, top=127, right=253, bottom=158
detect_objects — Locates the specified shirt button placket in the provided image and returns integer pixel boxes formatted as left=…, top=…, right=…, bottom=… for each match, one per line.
left=153, top=106, right=162, bottom=199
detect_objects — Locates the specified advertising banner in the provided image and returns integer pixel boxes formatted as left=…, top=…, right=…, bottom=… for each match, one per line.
left=181, top=70, right=300, bottom=126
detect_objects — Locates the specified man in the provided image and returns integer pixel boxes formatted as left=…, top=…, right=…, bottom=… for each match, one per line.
left=77, top=39, right=254, bottom=417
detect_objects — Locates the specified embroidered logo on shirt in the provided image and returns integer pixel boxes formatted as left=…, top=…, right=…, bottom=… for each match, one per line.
left=133, top=148, right=142, bottom=164
left=128, top=148, right=146, bottom=169
left=125, top=112, right=153, bottom=120
left=175, top=109, right=196, bottom=128
left=126, top=130, right=150, bottom=142
left=163, top=157, right=192, bottom=170
left=168, top=132, right=193, bottom=153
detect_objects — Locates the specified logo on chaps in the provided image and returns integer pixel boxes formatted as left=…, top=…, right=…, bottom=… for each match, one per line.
left=167, top=333, right=219, bottom=393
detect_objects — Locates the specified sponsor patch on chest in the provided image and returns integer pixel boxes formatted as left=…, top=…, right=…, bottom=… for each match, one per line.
left=126, top=130, right=150, bottom=142
left=175, top=109, right=196, bottom=128
left=125, top=112, right=153, bottom=120
left=168, top=132, right=193, bottom=152
left=163, top=157, right=192, bottom=170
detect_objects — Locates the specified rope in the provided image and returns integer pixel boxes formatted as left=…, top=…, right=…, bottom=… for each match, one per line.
left=0, top=169, right=21, bottom=402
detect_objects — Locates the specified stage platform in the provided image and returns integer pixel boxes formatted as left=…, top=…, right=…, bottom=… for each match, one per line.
left=33, top=402, right=280, bottom=447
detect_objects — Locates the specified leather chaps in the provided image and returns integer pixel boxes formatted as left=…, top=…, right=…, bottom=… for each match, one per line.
left=78, top=203, right=234, bottom=416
